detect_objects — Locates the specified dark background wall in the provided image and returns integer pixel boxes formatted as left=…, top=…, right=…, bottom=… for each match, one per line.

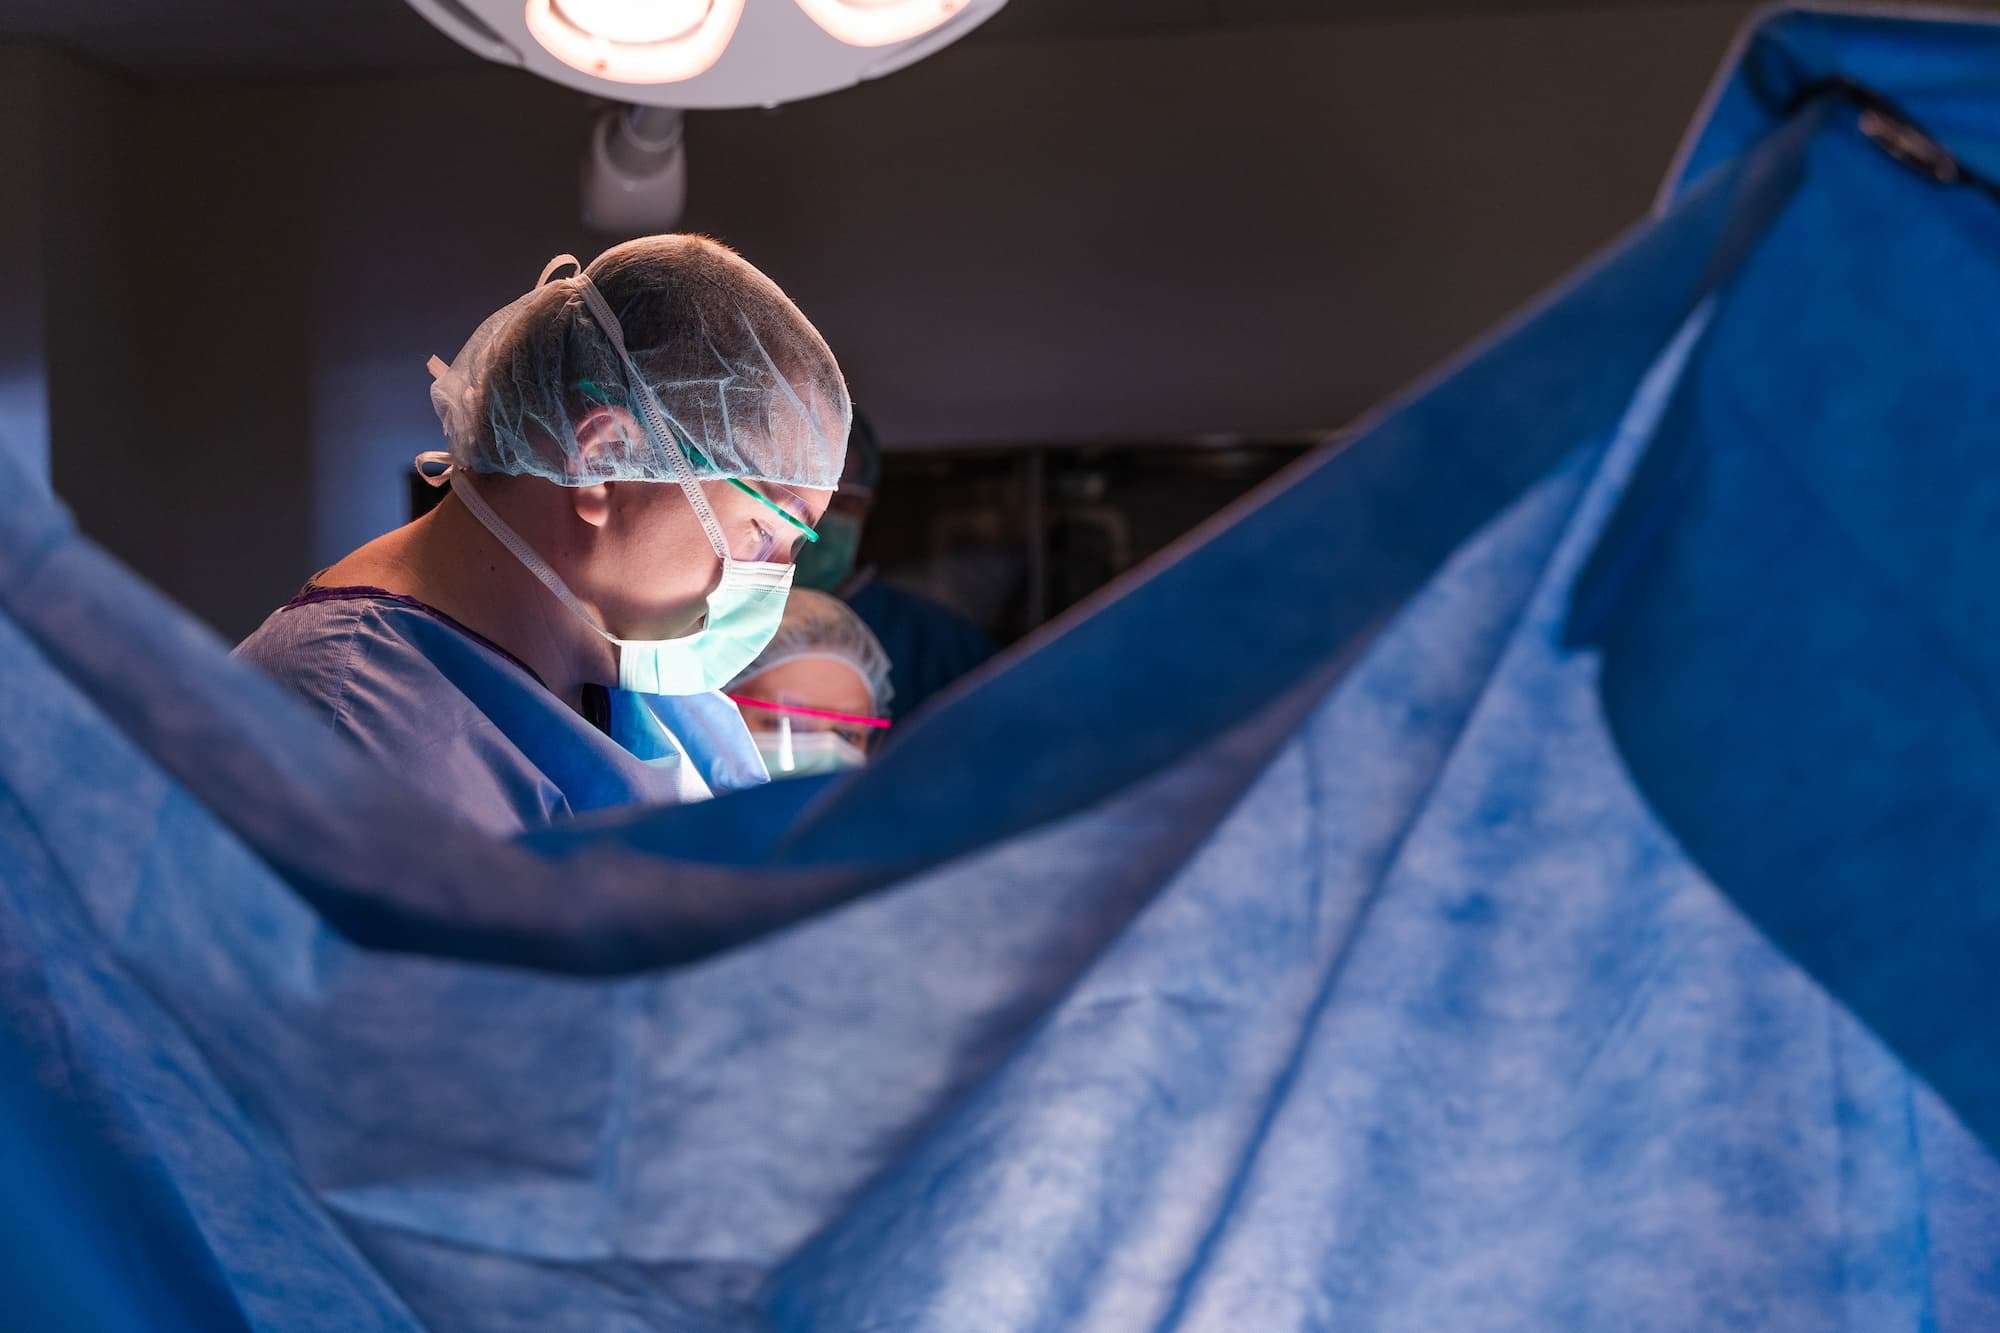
left=10, top=2, right=1798, bottom=637
left=0, top=50, right=52, bottom=481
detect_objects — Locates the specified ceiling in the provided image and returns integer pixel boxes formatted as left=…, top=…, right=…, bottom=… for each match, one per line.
left=976, top=0, right=1741, bottom=42
left=0, top=0, right=1762, bottom=80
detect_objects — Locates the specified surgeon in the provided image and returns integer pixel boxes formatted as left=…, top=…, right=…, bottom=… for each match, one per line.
left=727, top=589, right=893, bottom=778
left=235, top=235, right=850, bottom=834
left=791, top=409, right=994, bottom=721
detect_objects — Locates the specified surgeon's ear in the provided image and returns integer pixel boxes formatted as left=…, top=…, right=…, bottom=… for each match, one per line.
left=574, top=404, right=641, bottom=471
left=572, top=483, right=613, bottom=529
left=571, top=404, right=638, bottom=530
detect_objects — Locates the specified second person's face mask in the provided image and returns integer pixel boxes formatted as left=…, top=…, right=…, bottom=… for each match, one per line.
left=792, top=509, right=862, bottom=592
left=757, top=728, right=867, bottom=778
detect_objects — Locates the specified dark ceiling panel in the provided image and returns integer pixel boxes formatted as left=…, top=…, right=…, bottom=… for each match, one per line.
left=975, top=0, right=1743, bottom=41
left=1228, top=0, right=1698, bottom=19
left=974, top=0, right=1217, bottom=41
left=4, top=0, right=1990, bottom=78
left=0, top=0, right=478, bottom=77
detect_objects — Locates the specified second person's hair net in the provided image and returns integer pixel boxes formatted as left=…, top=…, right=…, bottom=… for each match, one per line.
left=429, top=235, right=850, bottom=490
left=729, top=590, right=894, bottom=716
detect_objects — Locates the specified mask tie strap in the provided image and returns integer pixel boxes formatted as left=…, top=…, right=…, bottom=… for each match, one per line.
left=413, top=450, right=455, bottom=489
left=445, top=468, right=617, bottom=645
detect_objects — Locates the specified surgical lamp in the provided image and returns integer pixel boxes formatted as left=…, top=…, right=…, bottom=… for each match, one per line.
left=406, top=0, right=1009, bottom=232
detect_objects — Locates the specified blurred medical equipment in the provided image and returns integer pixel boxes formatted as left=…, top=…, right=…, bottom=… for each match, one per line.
left=582, top=104, right=687, bottom=234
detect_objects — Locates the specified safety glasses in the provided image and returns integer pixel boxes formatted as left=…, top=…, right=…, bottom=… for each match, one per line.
left=576, top=377, right=820, bottom=545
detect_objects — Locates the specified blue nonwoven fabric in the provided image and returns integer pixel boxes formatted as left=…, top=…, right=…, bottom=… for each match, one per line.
left=2, top=7, right=1998, bottom=1330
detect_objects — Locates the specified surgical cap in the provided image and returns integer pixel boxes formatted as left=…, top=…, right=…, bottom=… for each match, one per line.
left=730, top=589, right=894, bottom=715
left=429, top=235, right=850, bottom=490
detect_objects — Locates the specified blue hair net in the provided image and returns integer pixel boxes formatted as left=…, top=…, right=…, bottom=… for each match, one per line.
left=428, top=235, right=850, bottom=491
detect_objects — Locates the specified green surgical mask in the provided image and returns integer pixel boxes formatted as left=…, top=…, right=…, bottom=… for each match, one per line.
left=793, top=510, right=863, bottom=592
left=757, top=728, right=867, bottom=778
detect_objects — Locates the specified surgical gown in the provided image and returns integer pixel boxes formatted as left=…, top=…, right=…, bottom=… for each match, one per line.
left=234, top=585, right=766, bottom=835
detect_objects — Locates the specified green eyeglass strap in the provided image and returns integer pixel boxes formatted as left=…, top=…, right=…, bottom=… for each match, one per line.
left=725, top=477, right=820, bottom=543
left=574, top=379, right=820, bottom=543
